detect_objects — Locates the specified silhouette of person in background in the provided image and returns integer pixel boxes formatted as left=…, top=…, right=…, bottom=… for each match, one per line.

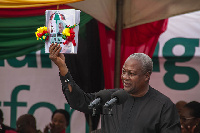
left=180, top=101, right=200, bottom=133
left=44, top=109, right=70, bottom=133
left=16, top=114, right=42, bottom=133
left=0, top=109, right=16, bottom=133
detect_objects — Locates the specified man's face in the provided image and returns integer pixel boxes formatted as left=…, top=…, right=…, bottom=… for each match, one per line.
left=59, top=23, right=64, bottom=33
left=121, top=58, right=149, bottom=96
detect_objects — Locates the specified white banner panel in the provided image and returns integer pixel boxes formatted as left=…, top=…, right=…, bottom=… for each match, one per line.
left=0, top=50, right=88, bottom=133
left=151, top=11, right=200, bottom=103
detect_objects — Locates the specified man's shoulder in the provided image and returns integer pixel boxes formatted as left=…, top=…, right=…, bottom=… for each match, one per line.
left=149, top=86, right=174, bottom=106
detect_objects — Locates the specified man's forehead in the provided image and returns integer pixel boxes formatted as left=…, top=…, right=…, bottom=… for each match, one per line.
left=122, top=65, right=138, bottom=71
left=124, top=59, right=141, bottom=67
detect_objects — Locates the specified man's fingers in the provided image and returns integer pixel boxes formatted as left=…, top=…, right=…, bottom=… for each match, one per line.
left=49, top=43, right=57, bottom=53
left=49, top=43, right=61, bottom=55
left=54, top=45, right=62, bottom=56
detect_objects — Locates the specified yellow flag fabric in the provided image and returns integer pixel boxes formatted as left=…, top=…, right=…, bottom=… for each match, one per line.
left=0, top=0, right=82, bottom=8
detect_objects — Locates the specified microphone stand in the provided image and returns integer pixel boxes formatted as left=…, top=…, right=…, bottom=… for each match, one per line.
left=89, top=104, right=117, bottom=133
left=101, top=114, right=105, bottom=133
left=102, top=106, right=117, bottom=133
left=92, top=106, right=101, bottom=116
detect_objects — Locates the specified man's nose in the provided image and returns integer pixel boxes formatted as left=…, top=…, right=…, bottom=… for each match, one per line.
left=122, top=73, right=129, bottom=79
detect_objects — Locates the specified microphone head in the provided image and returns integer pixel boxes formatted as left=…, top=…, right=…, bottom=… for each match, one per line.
left=111, top=89, right=129, bottom=104
left=95, top=89, right=112, bottom=105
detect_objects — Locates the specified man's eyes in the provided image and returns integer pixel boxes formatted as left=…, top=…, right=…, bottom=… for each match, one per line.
left=129, top=73, right=135, bottom=75
left=122, top=70, right=135, bottom=76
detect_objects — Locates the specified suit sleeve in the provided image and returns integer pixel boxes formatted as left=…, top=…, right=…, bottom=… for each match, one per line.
left=59, top=72, right=95, bottom=114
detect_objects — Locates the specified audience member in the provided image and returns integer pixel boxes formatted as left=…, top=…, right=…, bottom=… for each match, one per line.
left=180, top=101, right=200, bottom=133
left=16, top=114, right=42, bottom=133
left=44, top=109, right=70, bottom=133
left=0, top=109, right=16, bottom=133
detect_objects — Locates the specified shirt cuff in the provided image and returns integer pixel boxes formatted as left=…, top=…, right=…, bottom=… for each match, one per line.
left=60, top=72, right=72, bottom=83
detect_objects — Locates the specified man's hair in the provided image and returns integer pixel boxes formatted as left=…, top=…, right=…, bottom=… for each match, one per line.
left=184, top=101, right=200, bottom=118
left=127, top=53, right=153, bottom=75
left=52, top=109, right=70, bottom=126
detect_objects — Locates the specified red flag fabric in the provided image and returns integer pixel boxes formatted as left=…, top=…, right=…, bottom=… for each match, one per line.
left=98, top=19, right=168, bottom=89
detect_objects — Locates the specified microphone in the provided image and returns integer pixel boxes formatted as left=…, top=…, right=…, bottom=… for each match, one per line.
left=88, top=89, right=112, bottom=109
left=104, top=89, right=129, bottom=109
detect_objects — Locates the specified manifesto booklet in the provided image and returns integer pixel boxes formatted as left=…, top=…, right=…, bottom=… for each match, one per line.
left=45, top=9, right=80, bottom=54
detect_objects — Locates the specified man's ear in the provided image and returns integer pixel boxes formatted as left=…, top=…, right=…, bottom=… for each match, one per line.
left=145, top=71, right=151, bottom=81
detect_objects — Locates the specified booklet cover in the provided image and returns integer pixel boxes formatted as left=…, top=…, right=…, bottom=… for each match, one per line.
left=45, top=9, right=80, bottom=54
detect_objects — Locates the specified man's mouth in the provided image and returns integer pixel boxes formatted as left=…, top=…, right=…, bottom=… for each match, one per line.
left=123, top=82, right=131, bottom=87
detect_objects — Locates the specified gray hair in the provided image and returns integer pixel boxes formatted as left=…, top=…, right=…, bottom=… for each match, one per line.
left=127, top=53, right=153, bottom=74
